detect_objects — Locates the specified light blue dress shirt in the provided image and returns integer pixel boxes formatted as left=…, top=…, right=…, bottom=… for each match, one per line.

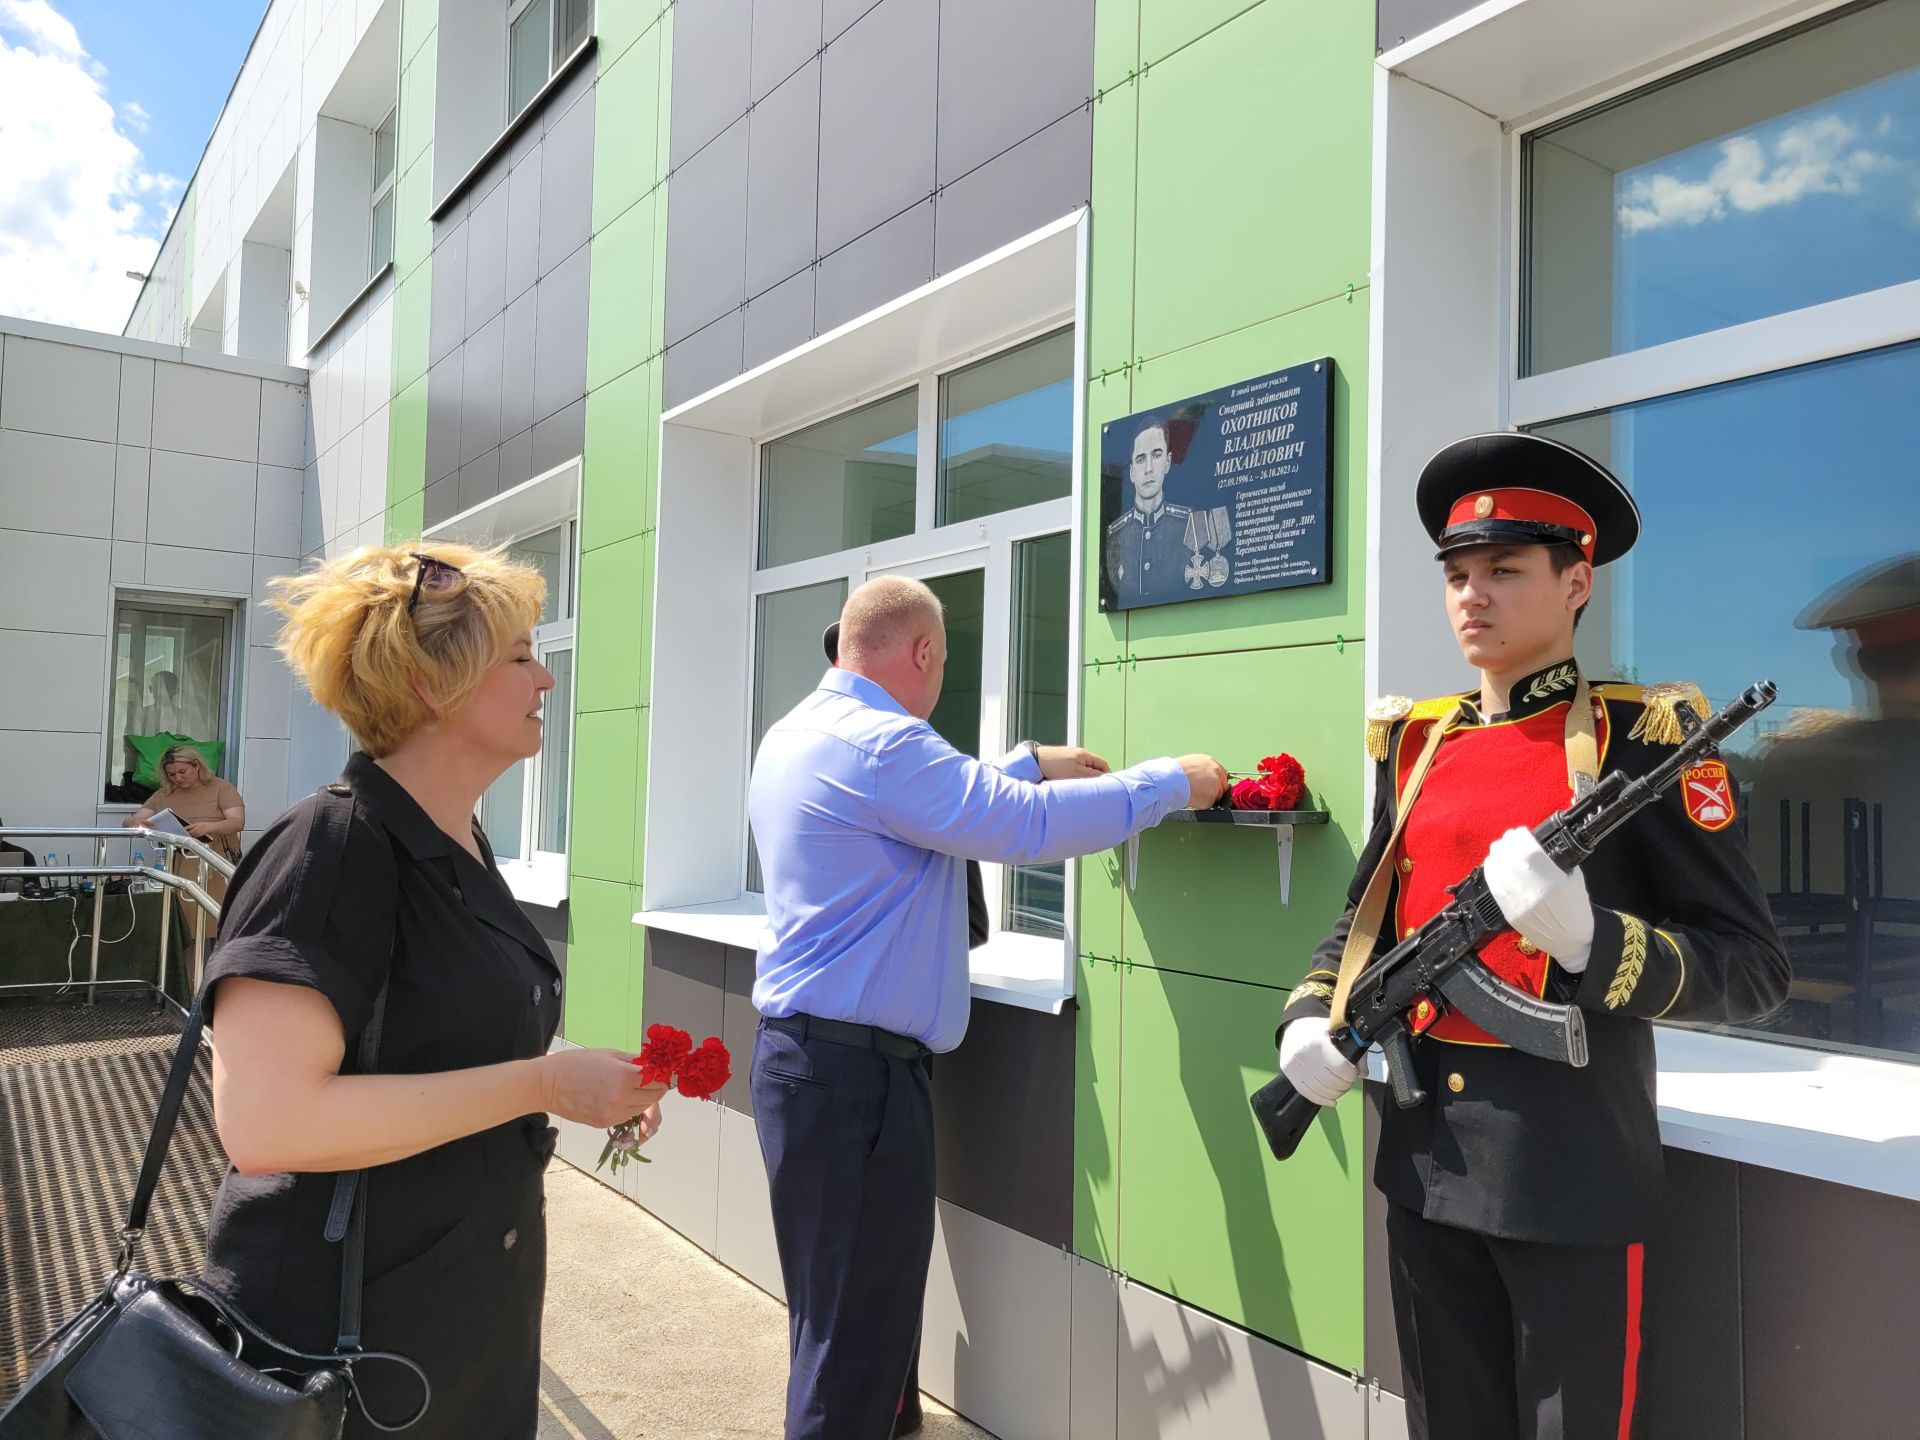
left=749, top=667, right=1190, bottom=1051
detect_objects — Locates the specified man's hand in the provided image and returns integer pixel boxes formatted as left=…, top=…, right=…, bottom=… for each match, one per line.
left=1483, top=827, right=1594, bottom=972
left=1278, top=1018, right=1361, bottom=1106
left=1036, top=745, right=1111, bottom=780
left=1175, top=754, right=1230, bottom=809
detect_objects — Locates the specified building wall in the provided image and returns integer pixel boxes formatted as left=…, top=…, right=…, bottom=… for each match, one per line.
left=0, top=318, right=309, bottom=848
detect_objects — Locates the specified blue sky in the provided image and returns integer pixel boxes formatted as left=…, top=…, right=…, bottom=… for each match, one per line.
left=0, top=0, right=262, bottom=330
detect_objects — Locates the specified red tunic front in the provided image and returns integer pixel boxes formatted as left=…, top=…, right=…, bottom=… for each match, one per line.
left=1393, top=699, right=1612, bottom=1045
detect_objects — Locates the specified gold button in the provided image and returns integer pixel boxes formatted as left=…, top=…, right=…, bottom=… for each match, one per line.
left=1474, top=494, right=1495, bottom=518
left=1517, top=938, right=1539, bottom=956
left=1580, top=531, right=1594, bottom=548
left=1398, top=857, right=1413, bottom=874
left=1405, top=926, right=1417, bottom=939
left=1446, top=1073, right=1465, bottom=1094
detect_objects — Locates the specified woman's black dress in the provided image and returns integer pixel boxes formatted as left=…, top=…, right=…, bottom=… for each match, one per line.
left=200, top=753, right=563, bottom=1439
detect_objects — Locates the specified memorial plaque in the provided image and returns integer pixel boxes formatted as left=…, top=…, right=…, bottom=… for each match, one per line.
left=1098, top=358, right=1334, bottom=612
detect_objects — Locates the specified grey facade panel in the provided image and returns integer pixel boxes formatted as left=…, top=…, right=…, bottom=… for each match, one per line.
left=1739, top=1165, right=1920, bottom=1438
left=537, top=95, right=596, bottom=280
left=814, top=198, right=933, bottom=334
left=1643, top=1149, right=1742, bottom=1440
left=930, top=998, right=1073, bottom=1248
left=531, top=396, right=586, bottom=476
left=498, top=425, right=534, bottom=493
left=815, top=0, right=938, bottom=256
left=425, top=350, right=464, bottom=483
left=531, top=242, right=590, bottom=426
left=745, top=63, right=822, bottom=299
left=664, top=116, right=751, bottom=346
left=662, top=309, right=746, bottom=411
left=542, top=44, right=598, bottom=134
left=464, top=180, right=510, bottom=338
left=822, top=0, right=880, bottom=46
left=935, top=0, right=1092, bottom=187
left=422, top=473, right=458, bottom=528
left=743, top=268, right=816, bottom=372
left=459, top=310, right=505, bottom=465
left=720, top=946, right=761, bottom=1119
left=499, top=287, right=538, bottom=444
left=1376, top=0, right=1481, bottom=53
left=669, top=0, right=753, bottom=171
left=751, top=0, right=822, bottom=102
left=504, top=146, right=543, bottom=306
left=428, top=223, right=468, bottom=367
left=456, top=448, right=500, bottom=514
left=933, top=104, right=1090, bottom=275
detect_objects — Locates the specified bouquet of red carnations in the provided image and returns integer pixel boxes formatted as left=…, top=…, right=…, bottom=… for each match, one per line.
left=597, top=1024, right=733, bottom=1174
left=1228, top=753, right=1307, bottom=811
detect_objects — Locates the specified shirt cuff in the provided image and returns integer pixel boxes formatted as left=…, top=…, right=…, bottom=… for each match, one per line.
left=993, top=744, right=1043, bottom=784
left=1134, top=755, right=1192, bottom=812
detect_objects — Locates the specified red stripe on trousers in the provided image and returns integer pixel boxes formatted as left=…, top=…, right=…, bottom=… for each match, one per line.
left=1618, top=1242, right=1645, bottom=1440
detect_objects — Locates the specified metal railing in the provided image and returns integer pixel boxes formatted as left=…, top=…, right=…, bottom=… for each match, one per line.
left=0, top=826, right=233, bottom=1006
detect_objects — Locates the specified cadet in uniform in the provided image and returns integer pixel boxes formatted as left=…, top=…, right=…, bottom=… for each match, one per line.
left=1105, top=418, right=1191, bottom=605
left=1275, top=433, right=1790, bottom=1439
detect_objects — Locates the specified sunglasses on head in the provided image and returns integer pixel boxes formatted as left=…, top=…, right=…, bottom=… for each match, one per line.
left=406, top=552, right=464, bottom=614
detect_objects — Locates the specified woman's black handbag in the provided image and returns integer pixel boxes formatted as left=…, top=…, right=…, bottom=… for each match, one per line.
left=0, top=991, right=428, bottom=1439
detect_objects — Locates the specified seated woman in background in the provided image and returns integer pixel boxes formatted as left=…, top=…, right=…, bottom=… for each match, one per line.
left=124, top=744, right=246, bottom=928
left=197, top=543, right=667, bottom=1439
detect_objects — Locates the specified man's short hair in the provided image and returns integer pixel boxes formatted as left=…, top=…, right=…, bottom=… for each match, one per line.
left=1132, top=420, right=1168, bottom=454
left=1544, top=541, right=1591, bottom=632
left=839, top=576, right=944, bottom=660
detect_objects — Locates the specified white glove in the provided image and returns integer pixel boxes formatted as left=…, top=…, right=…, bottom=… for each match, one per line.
left=1279, top=1017, right=1361, bottom=1107
left=1482, top=827, right=1594, bottom=973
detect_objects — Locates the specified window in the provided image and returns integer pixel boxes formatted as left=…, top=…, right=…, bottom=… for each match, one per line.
left=937, top=330, right=1075, bottom=524
left=105, top=600, right=235, bottom=804
left=508, top=0, right=594, bottom=123
left=474, top=522, right=577, bottom=899
left=1514, top=2, right=1920, bottom=1066
left=746, top=327, right=1078, bottom=948
left=758, top=390, right=918, bottom=568
left=369, top=106, right=396, bottom=276
left=1522, top=0, right=1920, bottom=375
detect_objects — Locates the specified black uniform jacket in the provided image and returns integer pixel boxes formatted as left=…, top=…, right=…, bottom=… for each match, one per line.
left=200, top=753, right=562, bottom=1439
left=1278, top=661, right=1790, bottom=1246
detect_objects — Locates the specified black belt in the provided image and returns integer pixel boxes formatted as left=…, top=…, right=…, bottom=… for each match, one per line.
left=763, top=1013, right=929, bottom=1061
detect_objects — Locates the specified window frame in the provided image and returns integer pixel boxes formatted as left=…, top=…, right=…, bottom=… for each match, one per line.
left=426, top=463, right=582, bottom=906
left=506, top=0, right=594, bottom=125
left=368, top=104, right=398, bottom=279
left=741, top=325, right=1078, bottom=968
left=99, top=591, right=244, bottom=810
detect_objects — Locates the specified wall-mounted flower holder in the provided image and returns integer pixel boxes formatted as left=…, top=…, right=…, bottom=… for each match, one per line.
left=1126, top=808, right=1331, bottom=906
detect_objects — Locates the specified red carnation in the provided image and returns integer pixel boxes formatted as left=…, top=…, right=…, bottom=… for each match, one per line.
left=1256, top=754, right=1307, bottom=811
left=634, top=1023, right=693, bottom=1086
left=1230, top=776, right=1268, bottom=810
left=675, top=1037, right=733, bottom=1100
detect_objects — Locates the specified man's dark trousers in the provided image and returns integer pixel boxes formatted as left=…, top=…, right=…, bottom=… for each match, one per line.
left=753, top=1018, right=936, bottom=1440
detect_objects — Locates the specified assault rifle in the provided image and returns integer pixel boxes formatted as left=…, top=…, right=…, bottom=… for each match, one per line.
left=1251, top=680, right=1777, bottom=1163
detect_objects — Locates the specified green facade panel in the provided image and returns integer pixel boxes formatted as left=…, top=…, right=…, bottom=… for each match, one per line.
left=1116, top=964, right=1365, bottom=1369
left=586, top=189, right=661, bottom=394
left=565, top=876, right=638, bottom=1048
left=1130, top=0, right=1373, bottom=362
left=572, top=706, right=644, bottom=884
left=387, top=14, right=436, bottom=516
left=575, top=531, right=653, bottom=713
left=581, top=358, right=659, bottom=552
left=1080, top=0, right=1376, bottom=1365
left=1120, top=641, right=1365, bottom=989
left=591, top=23, right=664, bottom=235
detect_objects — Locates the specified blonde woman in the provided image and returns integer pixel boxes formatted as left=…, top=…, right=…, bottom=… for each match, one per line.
left=124, top=744, right=246, bottom=860
left=198, top=545, right=666, bottom=1438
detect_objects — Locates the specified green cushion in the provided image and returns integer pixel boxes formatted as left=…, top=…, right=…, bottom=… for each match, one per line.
left=125, top=733, right=226, bottom=790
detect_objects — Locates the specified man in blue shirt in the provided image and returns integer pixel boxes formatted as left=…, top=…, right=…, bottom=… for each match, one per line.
left=749, top=576, right=1226, bottom=1440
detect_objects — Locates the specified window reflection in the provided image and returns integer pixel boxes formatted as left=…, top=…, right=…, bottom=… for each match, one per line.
left=1534, top=340, right=1920, bottom=1061
left=937, top=330, right=1074, bottom=525
left=1524, top=0, right=1920, bottom=374
left=759, top=392, right=918, bottom=568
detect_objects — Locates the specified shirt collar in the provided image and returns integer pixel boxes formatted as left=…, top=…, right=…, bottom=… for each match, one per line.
left=1484, top=657, right=1582, bottom=724
left=819, top=666, right=910, bottom=717
left=341, top=751, right=455, bottom=862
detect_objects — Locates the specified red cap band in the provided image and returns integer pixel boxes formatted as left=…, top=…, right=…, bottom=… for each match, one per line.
left=1444, top=487, right=1599, bottom=561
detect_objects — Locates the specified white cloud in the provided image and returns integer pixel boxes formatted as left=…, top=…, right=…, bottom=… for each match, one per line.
left=1617, top=114, right=1893, bottom=234
left=122, top=99, right=149, bottom=133
left=0, top=0, right=179, bottom=332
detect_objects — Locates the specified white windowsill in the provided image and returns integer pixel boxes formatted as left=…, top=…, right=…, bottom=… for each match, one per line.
left=498, top=853, right=568, bottom=908
left=633, top=897, right=1074, bottom=1015
left=1362, top=1025, right=1920, bottom=1202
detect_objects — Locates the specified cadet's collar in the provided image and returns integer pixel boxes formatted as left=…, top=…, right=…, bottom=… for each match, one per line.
left=341, top=751, right=456, bottom=861
left=1135, top=498, right=1165, bottom=525
left=1483, top=658, right=1582, bottom=724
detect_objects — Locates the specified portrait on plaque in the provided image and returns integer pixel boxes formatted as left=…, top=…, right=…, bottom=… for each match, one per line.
left=1098, top=358, right=1334, bottom=612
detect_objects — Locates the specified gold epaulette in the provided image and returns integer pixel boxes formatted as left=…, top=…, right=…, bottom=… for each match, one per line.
left=1364, top=693, right=1467, bottom=762
left=1591, top=681, right=1710, bottom=746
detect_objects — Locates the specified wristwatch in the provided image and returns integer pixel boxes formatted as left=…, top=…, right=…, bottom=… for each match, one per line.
left=1019, top=739, right=1041, bottom=771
